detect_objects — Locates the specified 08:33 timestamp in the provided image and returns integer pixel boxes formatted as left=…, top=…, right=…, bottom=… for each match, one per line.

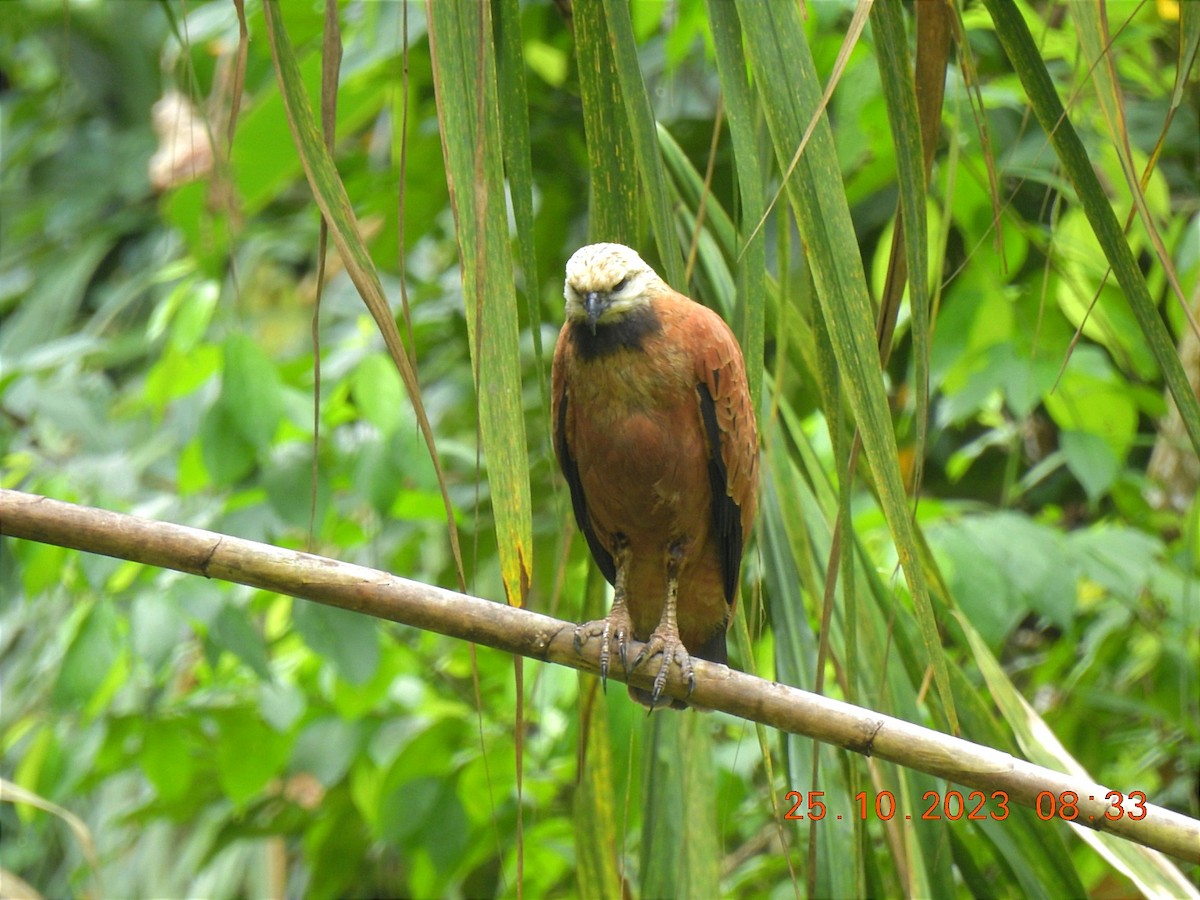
left=783, top=789, right=1149, bottom=822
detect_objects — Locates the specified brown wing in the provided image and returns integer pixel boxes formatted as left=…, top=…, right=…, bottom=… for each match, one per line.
left=690, top=304, right=758, bottom=604
left=551, top=326, right=617, bottom=585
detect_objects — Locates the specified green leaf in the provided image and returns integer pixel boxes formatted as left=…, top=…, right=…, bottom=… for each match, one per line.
left=143, top=345, right=220, bottom=411
left=20, top=541, right=70, bottom=596
left=379, top=773, right=470, bottom=887
left=934, top=524, right=1023, bottom=645
left=293, top=600, right=380, bottom=685
left=870, top=0, right=932, bottom=480
left=199, top=403, right=257, bottom=486
left=140, top=719, right=196, bottom=803
left=707, top=0, right=766, bottom=409
left=292, top=717, right=360, bottom=786
left=1060, top=430, right=1121, bottom=502
left=213, top=708, right=293, bottom=805
left=220, top=333, right=285, bottom=452
left=131, top=591, right=182, bottom=673
left=209, top=603, right=272, bottom=680
left=262, top=442, right=330, bottom=529
left=53, top=601, right=120, bottom=710
left=0, top=237, right=109, bottom=358
left=1068, top=525, right=1164, bottom=599
left=933, top=512, right=1077, bottom=640
left=494, top=0, right=545, bottom=401
left=168, top=278, right=219, bottom=353
left=259, top=678, right=307, bottom=733
left=1044, top=363, right=1137, bottom=463
left=352, top=353, right=405, bottom=436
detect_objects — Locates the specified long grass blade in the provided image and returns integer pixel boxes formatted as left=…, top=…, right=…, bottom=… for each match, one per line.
left=983, top=0, right=1200, bottom=454
left=599, top=0, right=684, bottom=285
left=871, top=0, right=932, bottom=498
left=262, top=0, right=467, bottom=588
left=707, top=0, right=767, bottom=414
left=734, top=0, right=958, bottom=731
left=426, top=1, right=532, bottom=607
left=575, top=0, right=638, bottom=247
left=1072, top=1, right=1193, bottom=322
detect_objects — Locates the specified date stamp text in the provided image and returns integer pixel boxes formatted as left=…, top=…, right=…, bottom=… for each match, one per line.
left=782, top=789, right=1148, bottom=823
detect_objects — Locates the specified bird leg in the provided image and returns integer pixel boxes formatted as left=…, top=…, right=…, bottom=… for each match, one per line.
left=630, top=540, right=695, bottom=710
left=573, top=534, right=634, bottom=690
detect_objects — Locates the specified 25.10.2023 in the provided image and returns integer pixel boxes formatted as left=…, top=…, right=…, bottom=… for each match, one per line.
left=783, top=789, right=1011, bottom=822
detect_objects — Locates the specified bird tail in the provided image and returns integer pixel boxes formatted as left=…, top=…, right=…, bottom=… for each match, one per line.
left=627, top=685, right=691, bottom=710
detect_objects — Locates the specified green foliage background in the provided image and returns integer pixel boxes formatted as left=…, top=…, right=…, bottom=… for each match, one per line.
left=1, top=1, right=1196, bottom=897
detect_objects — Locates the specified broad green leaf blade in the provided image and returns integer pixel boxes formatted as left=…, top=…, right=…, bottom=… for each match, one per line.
left=572, top=683, right=623, bottom=900
left=639, top=713, right=720, bottom=899
left=708, top=0, right=767, bottom=412
left=871, top=0, right=931, bottom=491
left=426, top=1, right=533, bottom=608
left=494, top=0, right=547, bottom=414
left=734, top=0, right=957, bottom=730
left=752, top=0, right=873, bottom=251
left=599, top=0, right=685, bottom=286
left=575, top=0, right=639, bottom=246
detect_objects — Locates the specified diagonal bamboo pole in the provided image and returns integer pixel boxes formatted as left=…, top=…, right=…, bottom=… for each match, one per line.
left=1, top=488, right=1197, bottom=867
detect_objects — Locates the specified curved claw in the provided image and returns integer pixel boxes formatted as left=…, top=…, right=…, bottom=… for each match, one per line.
left=631, top=629, right=695, bottom=710
left=573, top=606, right=634, bottom=691
left=574, top=534, right=634, bottom=693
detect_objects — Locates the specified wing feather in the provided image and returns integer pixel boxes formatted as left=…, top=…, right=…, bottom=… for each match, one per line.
left=691, top=307, right=758, bottom=604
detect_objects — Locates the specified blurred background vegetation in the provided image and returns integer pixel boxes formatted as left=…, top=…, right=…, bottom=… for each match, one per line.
left=1, top=0, right=1196, bottom=897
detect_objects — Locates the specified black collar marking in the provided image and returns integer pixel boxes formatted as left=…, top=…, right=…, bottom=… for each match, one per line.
left=568, top=305, right=662, bottom=361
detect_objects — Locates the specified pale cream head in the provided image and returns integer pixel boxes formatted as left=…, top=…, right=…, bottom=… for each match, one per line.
left=563, top=242, right=665, bottom=330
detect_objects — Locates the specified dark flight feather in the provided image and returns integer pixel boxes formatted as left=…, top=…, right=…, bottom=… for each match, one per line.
left=555, top=386, right=616, bottom=585
left=697, top=379, right=743, bottom=605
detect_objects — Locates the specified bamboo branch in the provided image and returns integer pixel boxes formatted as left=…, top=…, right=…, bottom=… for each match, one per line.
left=1, top=488, right=1196, bottom=865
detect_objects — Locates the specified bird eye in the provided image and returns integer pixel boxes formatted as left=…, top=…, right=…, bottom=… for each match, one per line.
left=613, top=277, right=629, bottom=292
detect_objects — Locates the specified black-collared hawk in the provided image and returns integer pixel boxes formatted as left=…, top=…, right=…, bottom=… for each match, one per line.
left=551, top=242, right=758, bottom=709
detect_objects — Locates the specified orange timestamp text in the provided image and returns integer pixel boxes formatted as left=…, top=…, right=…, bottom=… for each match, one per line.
left=784, top=789, right=1011, bottom=822
left=783, top=789, right=1149, bottom=823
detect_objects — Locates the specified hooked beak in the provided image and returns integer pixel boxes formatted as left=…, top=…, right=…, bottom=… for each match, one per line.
left=583, top=291, right=606, bottom=335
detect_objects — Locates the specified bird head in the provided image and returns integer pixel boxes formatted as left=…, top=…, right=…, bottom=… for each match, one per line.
left=563, top=242, right=664, bottom=334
